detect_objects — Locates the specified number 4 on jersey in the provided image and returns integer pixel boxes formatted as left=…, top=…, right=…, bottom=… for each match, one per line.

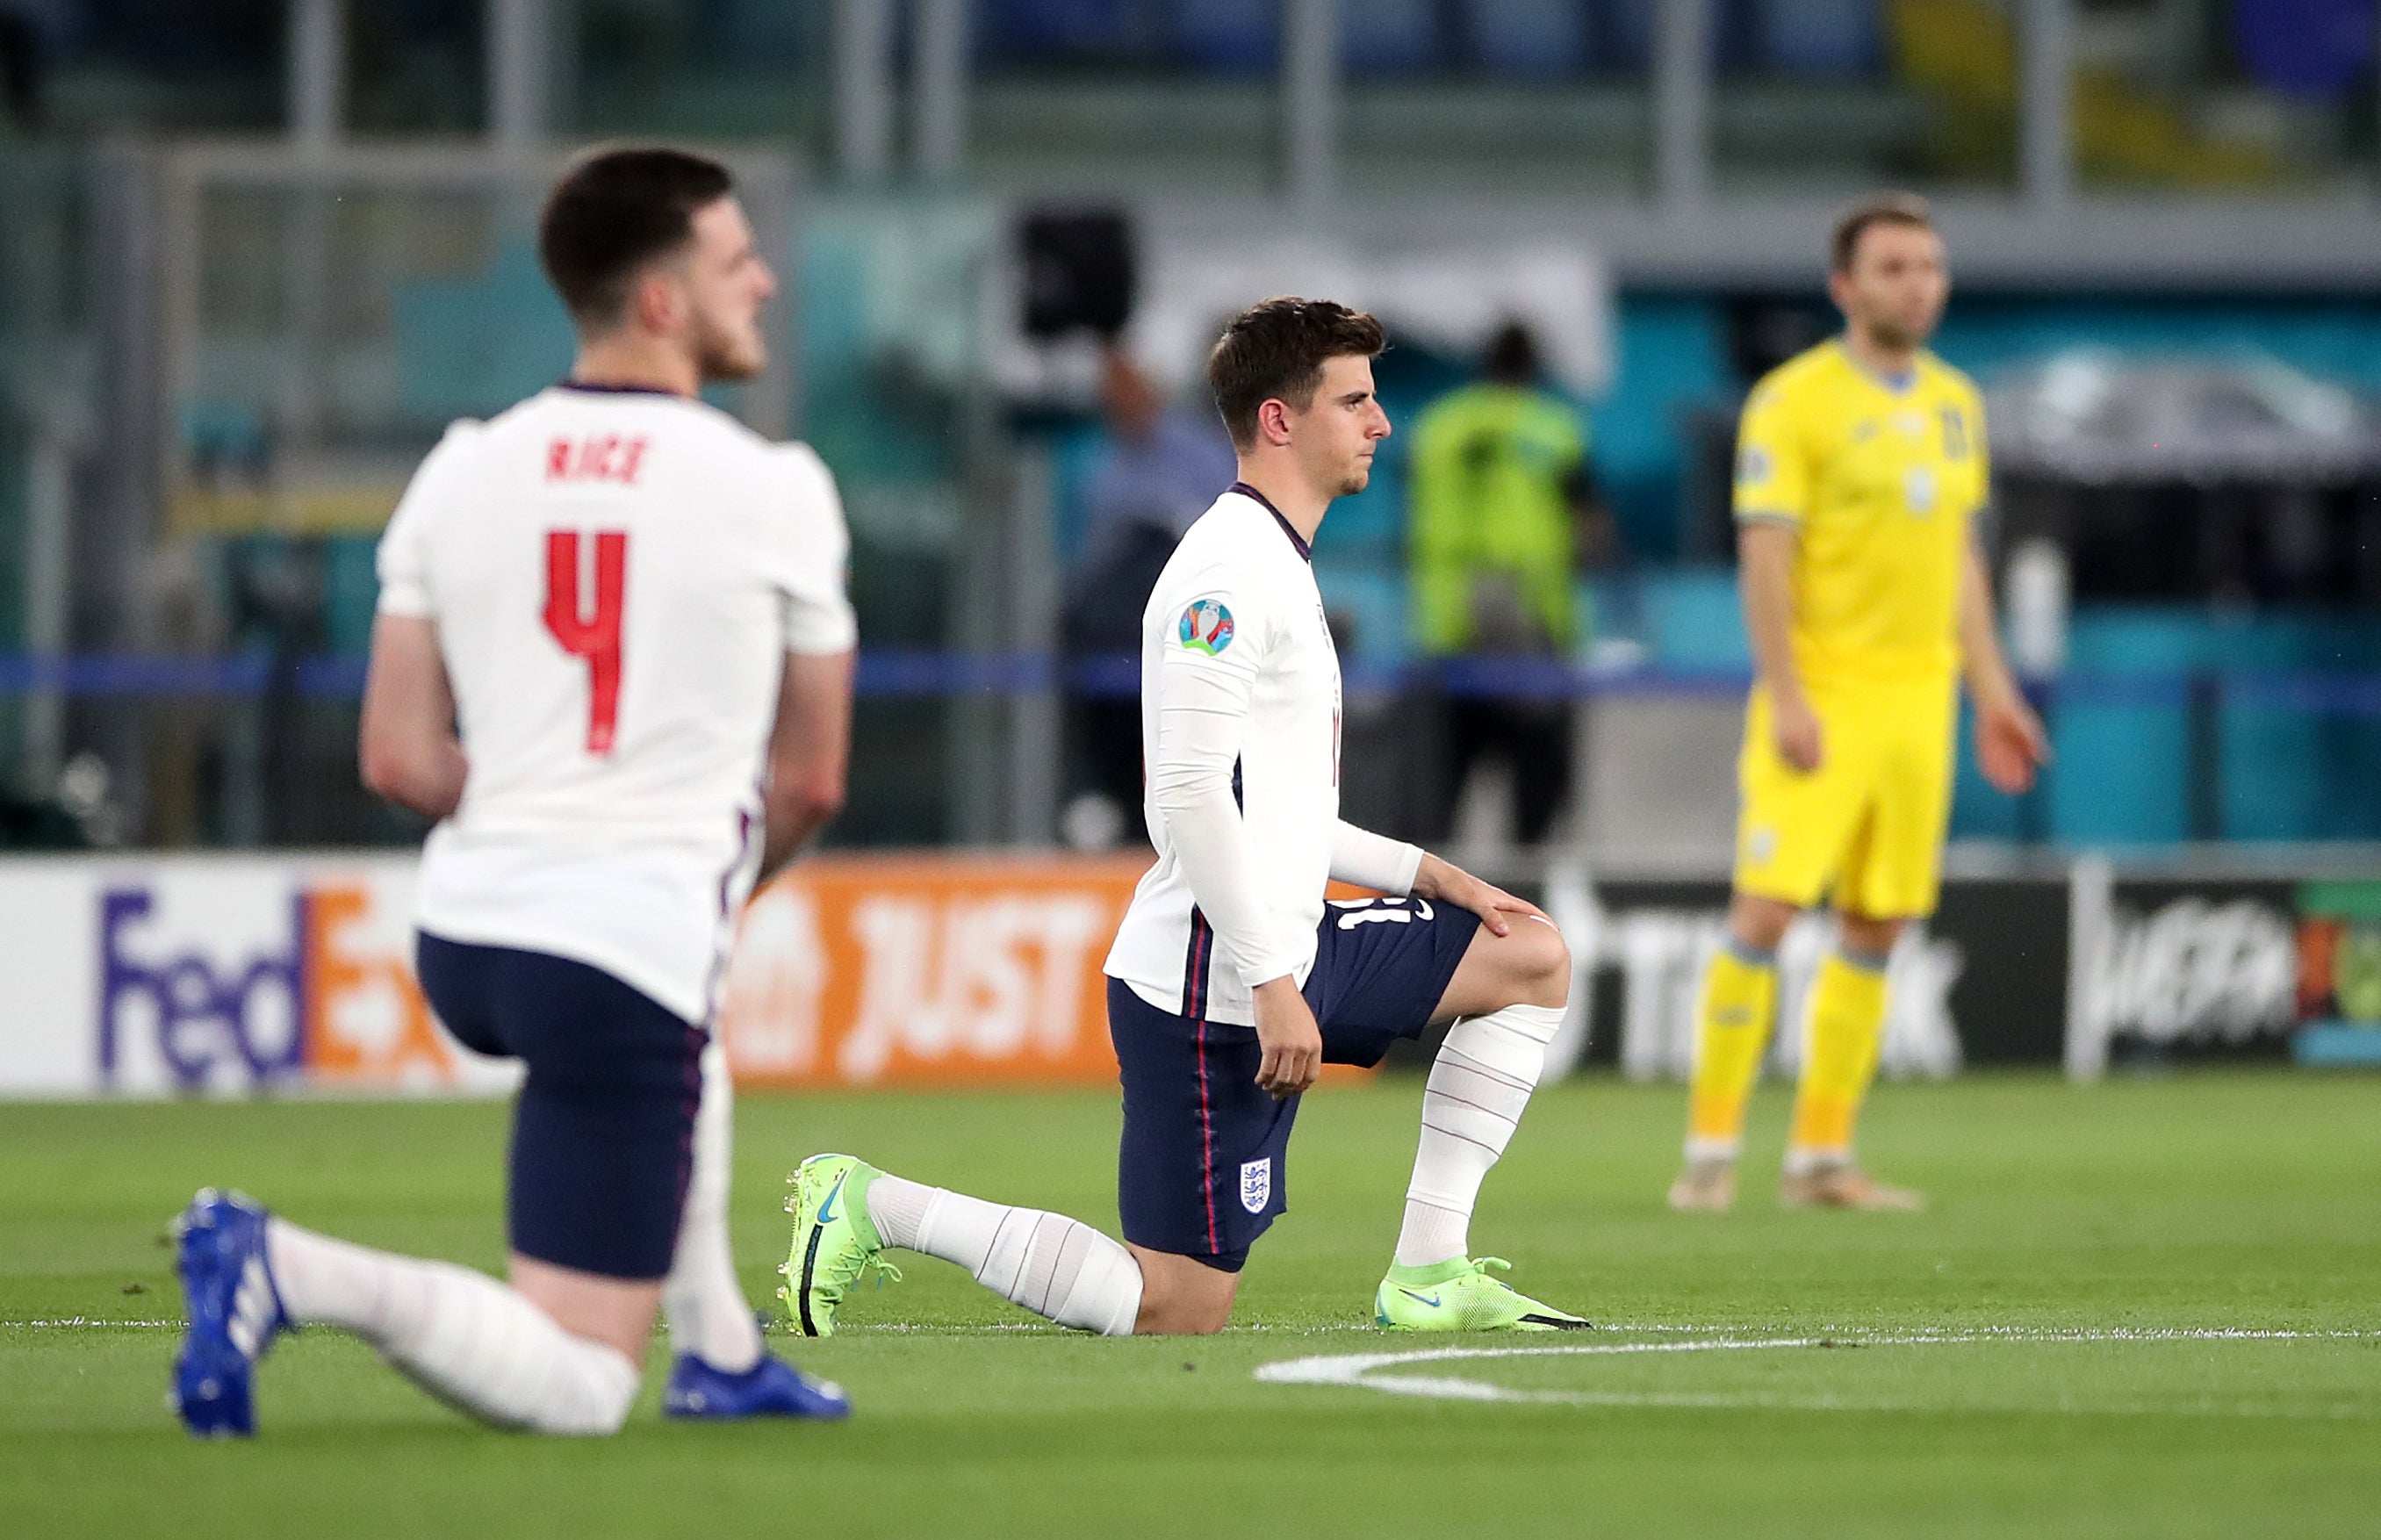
left=543, top=530, right=627, bottom=755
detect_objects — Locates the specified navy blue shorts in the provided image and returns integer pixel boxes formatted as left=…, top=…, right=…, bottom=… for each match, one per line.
left=1110, top=896, right=1481, bottom=1270
left=415, top=933, right=707, bottom=1281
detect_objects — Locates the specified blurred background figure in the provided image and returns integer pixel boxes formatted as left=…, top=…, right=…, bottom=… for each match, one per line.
left=1407, top=320, right=1610, bottom=850
left=1058, top=347, right=1236, bottom=852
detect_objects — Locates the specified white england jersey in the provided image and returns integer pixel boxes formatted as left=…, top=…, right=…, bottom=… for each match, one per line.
left=375, top=384, right=857, bottom=1023
left=1105, top=483, right=1415, bottom=1027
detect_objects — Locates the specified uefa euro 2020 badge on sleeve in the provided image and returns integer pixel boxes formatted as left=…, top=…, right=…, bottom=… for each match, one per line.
left=1179, top=598, right=1235, bottom=656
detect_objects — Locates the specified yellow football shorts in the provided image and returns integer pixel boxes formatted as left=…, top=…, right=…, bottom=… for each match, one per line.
left=1732, top=676, right=1959, bottom=919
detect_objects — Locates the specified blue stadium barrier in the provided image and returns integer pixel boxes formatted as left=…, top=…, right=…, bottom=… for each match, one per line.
left=8, top=653, right=2377, bottom=840
left=8, top=651, right=2381, bottom=713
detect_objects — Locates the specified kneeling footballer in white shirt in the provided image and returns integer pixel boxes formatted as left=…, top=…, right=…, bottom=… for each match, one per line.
left=785, top=298, right=1590, bottom=1335
left=171, top=147, right=857, bottom=1435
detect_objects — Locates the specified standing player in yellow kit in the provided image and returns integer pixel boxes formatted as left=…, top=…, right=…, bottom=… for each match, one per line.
left=1669, top=194, right=2047, bottom=1213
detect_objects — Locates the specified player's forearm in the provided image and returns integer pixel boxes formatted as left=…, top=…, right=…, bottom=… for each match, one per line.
left=1151, top=774, right=1305, bottom=988
left=1956, top=542, right=2021, bottom=707
left=753, top=752, right=848, bottom=881
left=360, top=737, right=468, bottom=823
left=756, top=780, right=843, bottom=884
left=753, top=648, right=854, bottom=884
left=1328, top=821, right=1421, bottom=896
left=1737, top=525, right=1806, bottom=703
left=1408, top=851, right=1469, bottom=904
left=358, top=612, right=467, bottom=822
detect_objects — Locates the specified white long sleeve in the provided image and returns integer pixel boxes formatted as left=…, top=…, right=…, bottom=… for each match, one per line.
left=1330, top=821, right=1421, bottom=896
left=1102, top=488, right=1349, bottom=1026
left=1148, top=640, right=1310, bottom=988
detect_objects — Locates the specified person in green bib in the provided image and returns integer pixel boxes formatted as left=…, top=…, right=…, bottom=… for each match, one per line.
left=1408, top=321, right=1608, bottom=846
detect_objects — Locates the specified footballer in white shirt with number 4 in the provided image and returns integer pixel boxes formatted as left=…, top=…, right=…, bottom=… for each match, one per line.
left=171, top=147, right=857, bottom=1436
left=785, top=299, right=1593, bottom=1336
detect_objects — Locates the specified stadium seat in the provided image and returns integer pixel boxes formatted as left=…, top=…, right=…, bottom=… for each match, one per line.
left=1466, top=0, right=1592, bottom=79
left=1175, top=0, right=1279, bottom=74
left=693, top=0, right=806, bottom=64
left=1639, top=570, right=1752, bottom=671
left=392, top=241, right=574, bottom=428
left=1308, top=565, right=1410, bottom=664
left=1339, top=0, right=1442, bottom=77
left=975, top=0, right=1139, bottom=65
left=1591, top=0, right=1655, bottom=70
left=1754, top=0, right=1881, bottom=78
left=2230, top=0, right=2375, bottom=98
left=1590, top=0, right=1743, bottom=73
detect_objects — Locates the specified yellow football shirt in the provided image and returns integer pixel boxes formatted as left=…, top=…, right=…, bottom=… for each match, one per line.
left=1731, top=340, right=1987, bottom=687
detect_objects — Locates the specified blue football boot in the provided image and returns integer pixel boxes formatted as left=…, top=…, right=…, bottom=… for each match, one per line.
left=663, top=1352, right=851, bottom=1421
left=171, top=1188, right=291, bottom=1437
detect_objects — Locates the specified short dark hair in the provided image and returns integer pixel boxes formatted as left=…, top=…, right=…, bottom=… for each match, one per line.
left=1831, top=191, right=1934, bottom=274
left=539, top=146, right=736, bottom=328
left=1207, top=297, right=1386, bottom=450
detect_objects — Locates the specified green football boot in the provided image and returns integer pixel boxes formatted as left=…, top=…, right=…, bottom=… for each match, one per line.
left=779, top=1154, right=900, bottom=1337
left=1374, top=1256, right=1592, bottom=1332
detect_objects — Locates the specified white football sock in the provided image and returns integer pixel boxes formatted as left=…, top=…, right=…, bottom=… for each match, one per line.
left=1395, top=1002, right=1565, bottom=1269
left=866, top=1175, right=1142, bottom=1336
left=267, top=1220, right=640, bottom=1436
left=662, top=1041, right=763, bottom=1372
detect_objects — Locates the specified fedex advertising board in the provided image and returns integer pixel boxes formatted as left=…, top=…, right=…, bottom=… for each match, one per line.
left=0, top=853, right=1153, bottom=1097
left=0, top=855, right=517, bottom=1097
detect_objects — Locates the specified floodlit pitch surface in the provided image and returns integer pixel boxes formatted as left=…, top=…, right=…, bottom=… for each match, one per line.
left=4, top=1074, right=2377, bottom=1538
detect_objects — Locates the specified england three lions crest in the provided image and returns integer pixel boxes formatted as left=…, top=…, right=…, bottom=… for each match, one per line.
left=1239, top=1157, right=1271, bottom=1214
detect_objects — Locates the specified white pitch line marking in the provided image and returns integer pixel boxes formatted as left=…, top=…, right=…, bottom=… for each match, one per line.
left=1255, top=1329, right=2381, bottom=1420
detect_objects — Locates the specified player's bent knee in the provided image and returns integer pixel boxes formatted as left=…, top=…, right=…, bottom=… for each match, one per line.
left=1495, top=921, right=1570, bottom=1009
left=522, top=1339, right=643, bottom=1436
left=1439, top=920, right=1571, bottom=1021
left=1527, top=923, right=1572, bottom=1004
left=509, top=1256, right=666, bottom=1364
left=1133, top=1285, right=1233, bottom=1334
left=1838, top=910, right=1907, bottom=956
left=1729, top=892, right=1798, bottom=954
left=1136, top=1302, right=1231, bottom=1336
left=1128, top=1245, right=1239, bottom=1335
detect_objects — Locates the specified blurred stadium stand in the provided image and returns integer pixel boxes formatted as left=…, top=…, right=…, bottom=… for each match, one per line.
left=3, top=0, right=2380, bottom=862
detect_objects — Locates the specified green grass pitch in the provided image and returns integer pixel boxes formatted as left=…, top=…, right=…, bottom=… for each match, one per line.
left=4, top=1073, right=2377, bottom=1538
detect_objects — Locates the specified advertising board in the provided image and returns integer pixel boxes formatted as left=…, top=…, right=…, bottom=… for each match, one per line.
left=2293, top=881, right=2381, bottom=1066
left=0, top=853, right=1149, bottom=1097
left=0, top=855, right=515, bottom=1097
left=717, top=853, right=1145, bottom=1087
left=2, top=852, right=2374, bottom=1097
left=1548, top=872, right=2061, bottom=1084
left=2066, top=862, right=2381, bottom=1075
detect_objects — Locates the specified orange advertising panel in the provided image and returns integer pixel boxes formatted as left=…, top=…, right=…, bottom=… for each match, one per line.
left=718, top=853, right=1153, bottom=1088
left=303, top=881, right=481, bottom=1088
